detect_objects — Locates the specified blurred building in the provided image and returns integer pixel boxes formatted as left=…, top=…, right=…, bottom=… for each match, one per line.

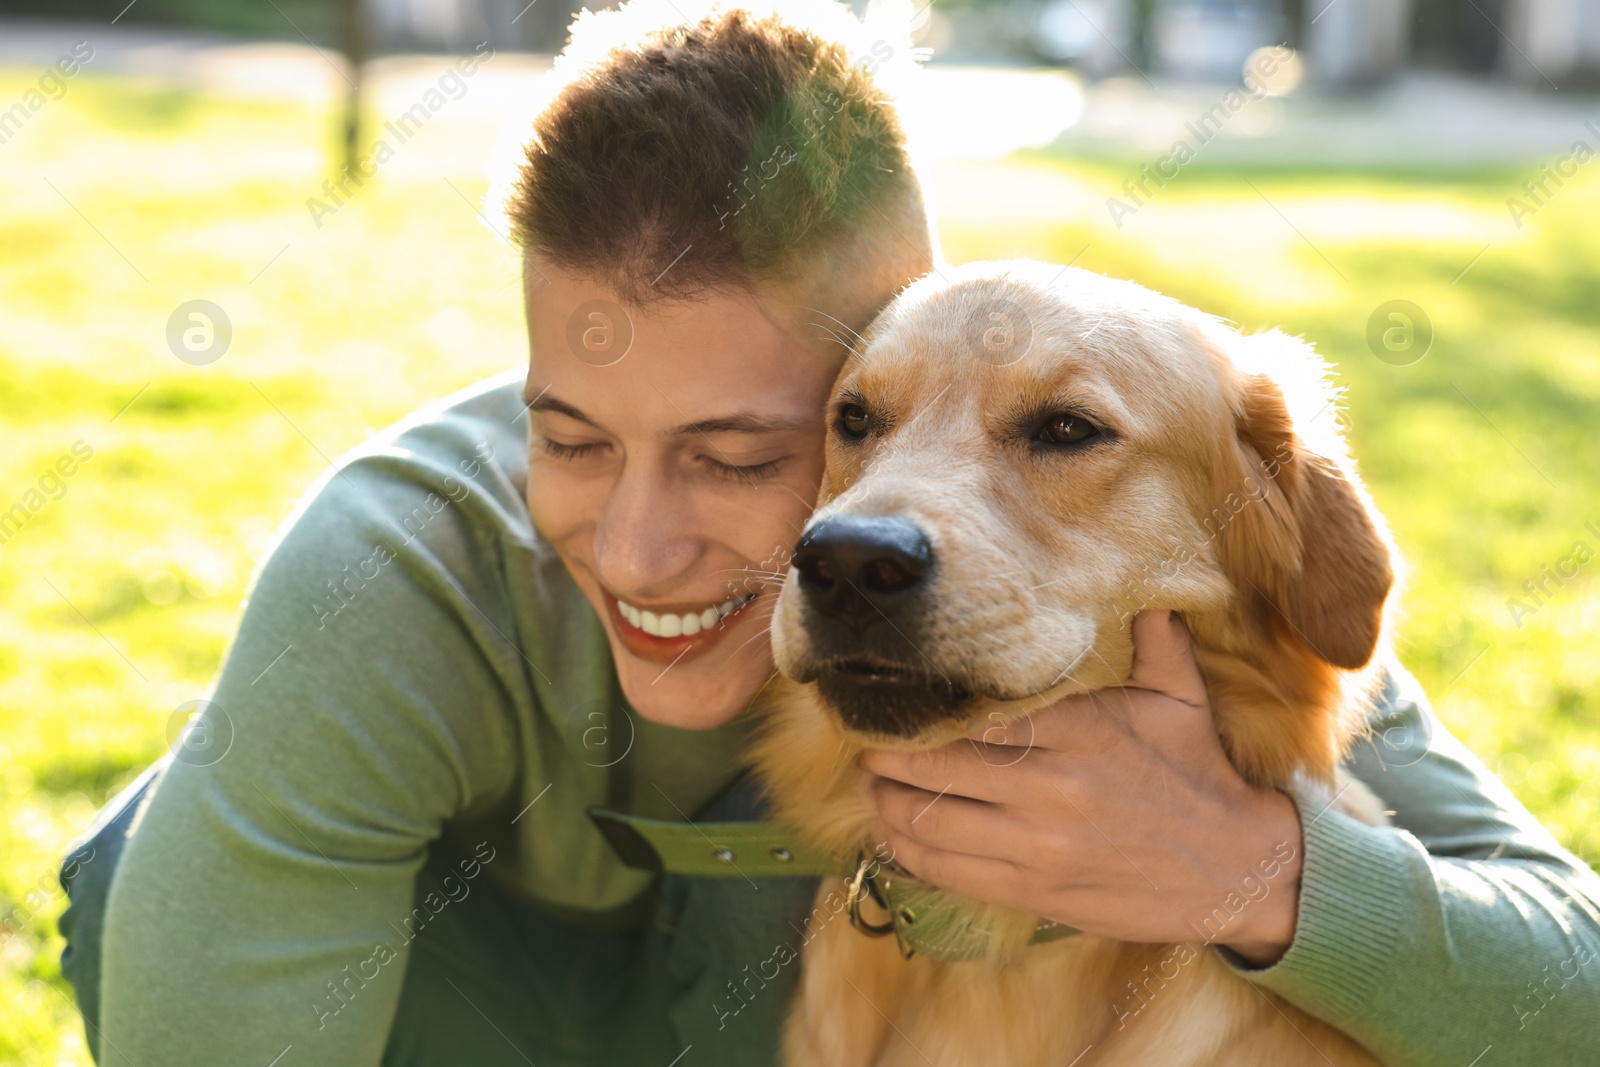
left=1148, top=0, right=1287, bottom=82
left=1302, top=0, right=1413, bottom=85
left=356, top=0, right=1600, bottom=91
left=1503, top=0, right=1600, bottom=84
left=3, top=0, right=1597, bottom=88
left=363, top=0, right=576, bottom=51
left=1017, top=0, right=1600, bottom=87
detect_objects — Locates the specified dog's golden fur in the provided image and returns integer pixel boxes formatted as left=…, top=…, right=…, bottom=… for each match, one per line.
left=745, top=260, right=1400, bottom=1065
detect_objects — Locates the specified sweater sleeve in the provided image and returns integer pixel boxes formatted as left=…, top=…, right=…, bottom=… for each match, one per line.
left=98, top=428, right=530, bottom=1065
left=1214, top=660, right=1600, bottom=1066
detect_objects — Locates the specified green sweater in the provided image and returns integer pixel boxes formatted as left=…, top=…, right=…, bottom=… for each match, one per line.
left=98, top=369, right=1600, bottom=1065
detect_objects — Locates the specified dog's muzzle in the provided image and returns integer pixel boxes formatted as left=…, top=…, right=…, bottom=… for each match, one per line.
left=791, top=515, right=972, bottom=734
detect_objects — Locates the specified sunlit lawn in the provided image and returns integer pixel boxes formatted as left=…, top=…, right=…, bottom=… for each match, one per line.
left=2, top=70, right=1597, bottom=1065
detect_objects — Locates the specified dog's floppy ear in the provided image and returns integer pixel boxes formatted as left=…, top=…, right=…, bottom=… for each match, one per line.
left=1221, top=351, right=1395, bottom=670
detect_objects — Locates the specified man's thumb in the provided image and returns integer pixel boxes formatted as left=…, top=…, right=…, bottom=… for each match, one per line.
left=1127, top=610, right=1209, bottom=709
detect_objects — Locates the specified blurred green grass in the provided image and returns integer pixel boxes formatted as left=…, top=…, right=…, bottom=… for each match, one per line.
left=2, top=71, right=1597, bottom=1064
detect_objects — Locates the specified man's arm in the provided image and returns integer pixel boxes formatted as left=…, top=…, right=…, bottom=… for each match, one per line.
left=1215, top=659, right=1600, bottom=1066
left=99, top=448, right=525, bottom=1065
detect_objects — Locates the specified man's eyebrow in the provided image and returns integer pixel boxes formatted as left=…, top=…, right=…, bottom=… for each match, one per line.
left=673, top=412, right=815, bottom=436
left=526, top=390, right=814, bottom=437
left=526, top=391, right=596, bottom=427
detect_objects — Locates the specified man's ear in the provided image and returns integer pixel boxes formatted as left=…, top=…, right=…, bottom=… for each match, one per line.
left=1223, top=368, right=1395, bottom=670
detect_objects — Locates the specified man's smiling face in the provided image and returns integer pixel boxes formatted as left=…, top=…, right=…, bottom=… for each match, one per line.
left=523, top=254, right=845, bottom=729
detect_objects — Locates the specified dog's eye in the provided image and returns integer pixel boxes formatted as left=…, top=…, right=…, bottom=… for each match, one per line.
left=837, top=403, right=871, bottom=439
left=1034, top=413, right=1102, bottom=447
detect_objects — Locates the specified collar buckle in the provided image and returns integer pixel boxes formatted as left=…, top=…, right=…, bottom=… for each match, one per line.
left=845, top=852, right=917, bottom=959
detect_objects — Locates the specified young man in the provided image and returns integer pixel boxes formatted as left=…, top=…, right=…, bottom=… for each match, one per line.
left=59, top=2, right=1600, bottom=1064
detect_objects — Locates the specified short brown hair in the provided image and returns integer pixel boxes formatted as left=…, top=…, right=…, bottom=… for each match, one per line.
left=505, top=0, right=931, bottom=304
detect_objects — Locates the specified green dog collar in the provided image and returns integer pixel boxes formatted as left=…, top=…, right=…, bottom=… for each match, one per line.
left=586, top=806, right=1079, bottom=962
left=845, top=852, right=1080, bottom=962
left=587, top=806, right=840, bottom=877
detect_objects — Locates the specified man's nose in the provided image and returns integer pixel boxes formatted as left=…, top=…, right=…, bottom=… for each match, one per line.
left=593, top=467, right=700, bottom=591
left=791, top=515, right=933, bottom=617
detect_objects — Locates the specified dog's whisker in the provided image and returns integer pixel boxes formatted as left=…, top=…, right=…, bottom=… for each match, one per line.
left=796, top=304, right=867, bottom=347
left=805, top=328, right=854, bottom=353
left=1044, top=647, right=1090, bottom=692
left=724, top=619, right=776, bottom=663
left=706, top=566, right=789, bottom=583
left=799, top=317, right=858, bottom=352
left=824, top=732, right=853, bottom=793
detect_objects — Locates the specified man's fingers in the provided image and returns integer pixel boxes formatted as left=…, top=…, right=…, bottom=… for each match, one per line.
left=873, top=823, right=1035, bottom=912
left=1127, top=610, right=1208, bottom=709
left=861, top=739, right=1034, bottom=803
left=872, top=776, right=1018, bottom=860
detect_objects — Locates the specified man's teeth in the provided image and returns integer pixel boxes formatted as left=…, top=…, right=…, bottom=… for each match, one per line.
left=617, top=594, right=754, bottom=637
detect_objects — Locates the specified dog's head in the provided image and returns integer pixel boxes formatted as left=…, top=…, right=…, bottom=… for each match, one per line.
left=771, top=260, right=1395, bottom=745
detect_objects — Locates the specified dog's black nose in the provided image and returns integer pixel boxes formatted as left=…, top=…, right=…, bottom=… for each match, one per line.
left=792, top=516, right=932, bottom=612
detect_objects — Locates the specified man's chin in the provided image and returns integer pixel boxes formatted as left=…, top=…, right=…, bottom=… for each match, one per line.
left=613, top=655, right=767, bottom=731
left=593, top=587, right=779, bottom=730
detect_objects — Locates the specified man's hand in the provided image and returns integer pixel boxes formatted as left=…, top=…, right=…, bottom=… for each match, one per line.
left=862, top=610, right=1305, bottom=966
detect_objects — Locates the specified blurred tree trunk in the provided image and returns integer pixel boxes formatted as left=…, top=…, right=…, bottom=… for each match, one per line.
left=339, top=0, right=366, bottom=174
left=1282, top=0, right=1307, bottom=48
left=1129, top=0, right=1156, bottom=68
left=1457, top=0, right=1505, bottom=73
left=525, top=0, right=579, bottom=52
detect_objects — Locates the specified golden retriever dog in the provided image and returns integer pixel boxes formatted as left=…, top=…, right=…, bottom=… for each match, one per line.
left=745, top=259, right=1397, bottom=1066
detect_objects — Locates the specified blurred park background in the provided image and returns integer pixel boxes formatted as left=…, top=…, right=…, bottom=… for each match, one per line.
left=2, top=0, right=1599, bottom=1061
